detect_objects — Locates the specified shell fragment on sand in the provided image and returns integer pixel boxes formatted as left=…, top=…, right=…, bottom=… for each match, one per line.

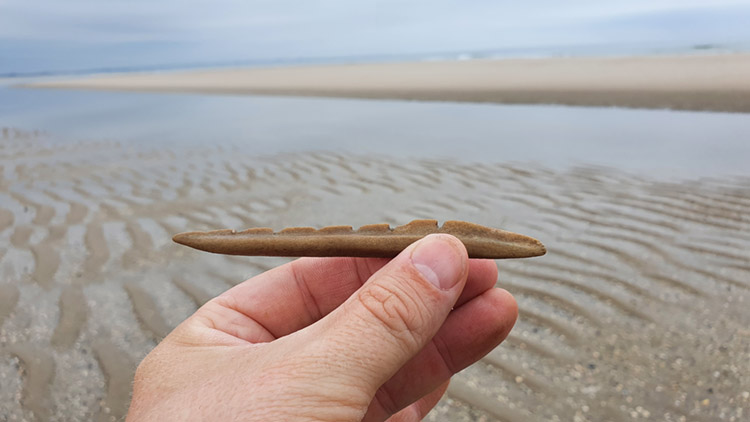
left=173, top=219, right=546, bottom=259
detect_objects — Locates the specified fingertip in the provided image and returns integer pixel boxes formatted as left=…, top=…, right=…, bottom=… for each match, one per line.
left=487, top=288, right=519, bottom=335
left=468, top=259, right=499, bottom=282
left=454, top=259, right=500, bottom=308
left=410, top=234, right=469, bottom=291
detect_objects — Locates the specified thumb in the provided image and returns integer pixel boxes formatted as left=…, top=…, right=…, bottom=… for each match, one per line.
left=315, top=233, right=469, bottom=393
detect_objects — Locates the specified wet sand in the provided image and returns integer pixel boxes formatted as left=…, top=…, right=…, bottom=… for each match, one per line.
left=1, top=127, right=749, bottom=421
left=25, top=54, right=750, bottom=112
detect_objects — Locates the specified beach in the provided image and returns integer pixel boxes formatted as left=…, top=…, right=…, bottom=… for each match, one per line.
left=4, top=0, right=750, bottom=418
left=1, top=119, right=749, bottom=421
left=1, top=51, right=750, bottom=421
left=26, top=54, right=750, bottom=112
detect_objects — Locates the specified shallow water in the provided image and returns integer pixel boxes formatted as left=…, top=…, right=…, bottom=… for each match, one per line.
left=2, top=83, right=750, bottom=178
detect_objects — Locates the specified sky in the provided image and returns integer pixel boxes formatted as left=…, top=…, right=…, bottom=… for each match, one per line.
left=2, top=0, right=750, bottom=75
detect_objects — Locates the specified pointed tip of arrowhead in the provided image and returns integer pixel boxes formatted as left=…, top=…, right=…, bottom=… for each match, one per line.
left=504, top=233, right=546, bottom=258
left=528, top=236, right=547, bottom=257
left=173, top=229, right=236, bottom=249
left=486, top=229, right=546, bottom=259
left=172, top=232, right=197, bottom=247
left=172, top=233, right=186, bottom=245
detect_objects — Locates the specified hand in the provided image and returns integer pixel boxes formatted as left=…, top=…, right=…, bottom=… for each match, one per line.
left=127, top=234, right=518, bottom=421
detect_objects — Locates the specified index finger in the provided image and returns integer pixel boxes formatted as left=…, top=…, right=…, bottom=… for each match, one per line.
left=206, top=256, right=498, bottom=343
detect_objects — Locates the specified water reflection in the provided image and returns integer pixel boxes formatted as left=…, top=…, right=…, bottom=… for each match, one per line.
left=2, top=84, right=749, bottom=178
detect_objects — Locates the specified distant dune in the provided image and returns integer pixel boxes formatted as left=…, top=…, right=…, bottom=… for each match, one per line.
left=26, top=54, right=750, bottom=112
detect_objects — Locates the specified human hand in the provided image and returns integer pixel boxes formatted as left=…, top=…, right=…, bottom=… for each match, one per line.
left=127, top=234, right=518, bottom=421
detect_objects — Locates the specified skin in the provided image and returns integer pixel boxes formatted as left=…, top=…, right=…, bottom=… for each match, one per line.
left=127, top=234, right=518, bottom=421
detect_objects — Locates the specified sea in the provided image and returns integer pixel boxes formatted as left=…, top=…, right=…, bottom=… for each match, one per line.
left=2, top=41, right=750, bottom=179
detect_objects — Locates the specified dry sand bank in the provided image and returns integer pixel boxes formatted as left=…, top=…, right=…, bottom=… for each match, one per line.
left=1, top=128, right=749, bottom=421
left=26, top=54, right=750, bottom=113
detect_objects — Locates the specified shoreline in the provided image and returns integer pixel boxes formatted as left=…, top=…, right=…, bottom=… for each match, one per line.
left=24, top=54, right=750, bottom=113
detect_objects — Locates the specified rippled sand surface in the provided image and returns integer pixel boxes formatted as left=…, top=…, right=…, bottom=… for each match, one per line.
left=1, top=128, right=749, bottom=421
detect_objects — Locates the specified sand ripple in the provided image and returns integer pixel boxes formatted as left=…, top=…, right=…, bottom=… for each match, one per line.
left=0, top=128, right=748, bottom=421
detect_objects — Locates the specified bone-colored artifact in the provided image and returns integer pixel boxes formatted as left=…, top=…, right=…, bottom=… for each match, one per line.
left=173, top=219, right=545, bottom=259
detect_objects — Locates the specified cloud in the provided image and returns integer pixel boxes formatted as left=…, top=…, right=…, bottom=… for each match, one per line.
left=1, top=0, right=749, bottom=74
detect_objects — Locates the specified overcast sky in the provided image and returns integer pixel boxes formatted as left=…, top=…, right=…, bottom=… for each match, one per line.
left=2, top=0, right=749, bottom=74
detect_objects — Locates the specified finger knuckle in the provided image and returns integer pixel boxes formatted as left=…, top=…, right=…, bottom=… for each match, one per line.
left=356, top=278, right=428, bottom=349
